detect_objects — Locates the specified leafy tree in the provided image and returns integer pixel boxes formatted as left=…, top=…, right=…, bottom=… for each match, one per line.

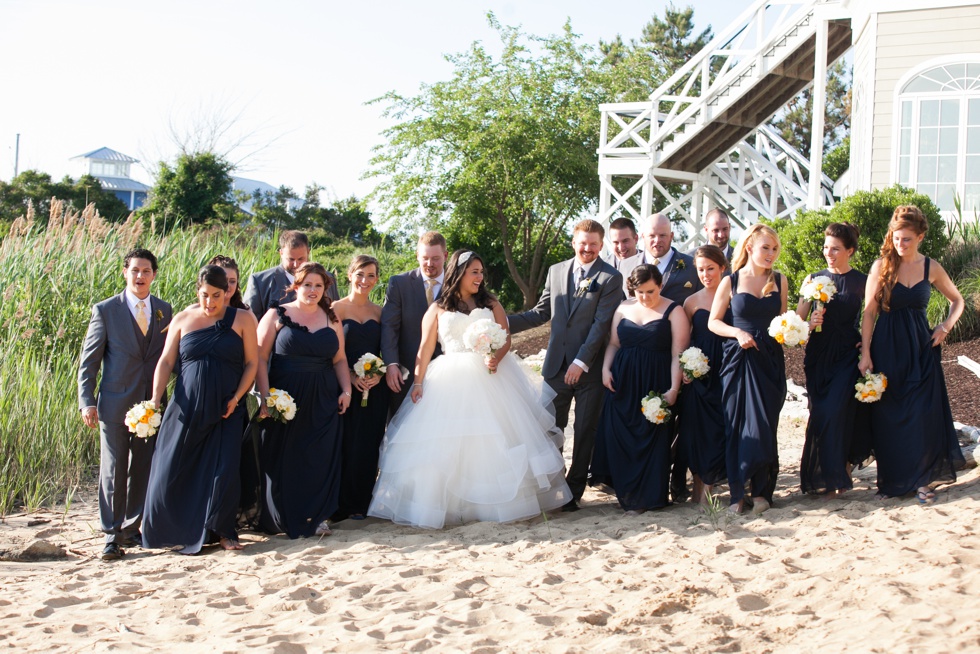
left=0, top=170, right=129, bottom=224
left=823, top=137, right=850, bottom=182
left=770, top=60, right=852, bottom=160
left=138, top=152, right=236, bottom=229
left=367, top=15, right=630, bottom=309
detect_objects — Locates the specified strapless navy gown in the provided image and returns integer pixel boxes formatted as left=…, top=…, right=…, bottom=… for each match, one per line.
left=143, top=308, right=245, bottom=553
left=679, top=308, right=728, bottom=486
left=337, top=318, right=390, bottom=518
left=591, top=304, right=679, bottom=511
left=870, top=258, right=964, bottom=496
left=800, top=268, right=870, bottom=494
left=258, top=307, right=343, bottom=538
left=720, top=272, right=786, bottom=506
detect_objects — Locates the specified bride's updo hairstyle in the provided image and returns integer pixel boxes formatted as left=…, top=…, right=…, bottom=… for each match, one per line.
left=290, top=261, right=338, bottom=322
left=436, top=250, right=496, bottom=313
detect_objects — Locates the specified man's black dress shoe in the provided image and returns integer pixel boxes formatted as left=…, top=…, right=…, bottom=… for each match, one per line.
left=561, top=499, right=580, bottom=513
left=101, top=543, right=123, bottom=561
left=121, top=532, right=142, bottom=548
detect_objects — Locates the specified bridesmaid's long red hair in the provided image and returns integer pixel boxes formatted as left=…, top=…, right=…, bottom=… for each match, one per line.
left=876, top=205, right=928, bottom=312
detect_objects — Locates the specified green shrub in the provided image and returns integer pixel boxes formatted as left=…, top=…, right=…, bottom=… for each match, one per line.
left=823, top=137, right=850, bottom=182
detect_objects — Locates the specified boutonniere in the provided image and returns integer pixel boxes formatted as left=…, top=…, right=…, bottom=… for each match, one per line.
left=575, top=276, right=596, bottom=298
left=155, top=309, right=164, bottom=322
left=676, top=259, right=686, bottom=270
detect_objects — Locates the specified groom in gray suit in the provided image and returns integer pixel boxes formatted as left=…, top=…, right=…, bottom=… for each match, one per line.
left=381, top=231, right=447, bottom=414
left=244, top=230, right=339, bottom=321
left=77, top=248, right=173, bottom=560
left=509, top=219, right=623, bottom=511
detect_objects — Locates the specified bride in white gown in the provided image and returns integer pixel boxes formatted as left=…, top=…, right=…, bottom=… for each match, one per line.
left=368, top=250, right=571, bottom=528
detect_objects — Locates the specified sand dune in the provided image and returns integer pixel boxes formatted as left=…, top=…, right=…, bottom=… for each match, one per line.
left=2, top=407, right=979, bottom=652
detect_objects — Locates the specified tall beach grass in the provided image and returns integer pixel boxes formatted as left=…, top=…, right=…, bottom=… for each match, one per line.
left=0, top=202, right=413, bottom=515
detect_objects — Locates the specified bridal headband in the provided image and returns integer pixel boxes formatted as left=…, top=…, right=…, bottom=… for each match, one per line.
left=458, top=251, right=474, bottom=265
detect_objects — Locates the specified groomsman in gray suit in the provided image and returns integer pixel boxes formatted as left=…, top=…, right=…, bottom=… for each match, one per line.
left=686, top=208, right=734, bottom=262
left=77, top=248, right=173, bottom=561
left=622, top=213, right=703, bottom=305
left=381, top=231, right=447, bottom=413
left=509, top=219, right=623, bottom=511
left=244, top=230, right=339, bottom=321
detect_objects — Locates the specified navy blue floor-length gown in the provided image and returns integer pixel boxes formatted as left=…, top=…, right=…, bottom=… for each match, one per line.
left=679, top=308, right=728, bottom=486
left=258, top=307, right=343, bottom=538
left=720, top=272, right=786, bottom=506
left=800, top=268, right=870, bottom=494
left=143, top=308, right=245, bottom=553
left=337, top=318, right=390, bottom=518
left=591, top=303, right=679, bottom=511
left=870, top=258, right=964, bottom=496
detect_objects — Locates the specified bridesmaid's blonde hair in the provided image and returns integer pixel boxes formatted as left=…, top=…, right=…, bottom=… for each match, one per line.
left=731, top=223, right=781, bottom=297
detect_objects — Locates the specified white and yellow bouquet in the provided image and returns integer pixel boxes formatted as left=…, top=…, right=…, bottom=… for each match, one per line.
left=125, top=401, right=162, bottom=439
left=264, top=388, right=297, bottom=423
left=462, top=318, right=508, bottom=373
left=768, top=311, right=809, bottom=347
left=679, top=346, right=710, bottom=380
left=641, top=392, right=672, bottom=425
left=799, top=275, right=838, bottom=333
left=854, top=372, right=887, bottom=403
left=353, top=353, right=387, bottom=407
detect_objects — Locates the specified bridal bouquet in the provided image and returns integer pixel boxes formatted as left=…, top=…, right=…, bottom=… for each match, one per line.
left=768, top=311, right=809, bottom=347
left=462, top=318, right=508, bottom=374
left=679, top=346, right=710, bottom=380
left=264, top=388, right=297, bottom=423
left=125, top=401, right=162, bottom=439
left=854, top=372, right=888, bottom=403
left=799, top=275, right=838, bottom=333
left=353, top=353, right=388, bottom=407
left=641, top=392, right=671, bottom=424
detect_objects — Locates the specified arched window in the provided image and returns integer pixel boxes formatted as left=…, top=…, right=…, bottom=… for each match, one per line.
left=896, top=61, right=980, bottom=213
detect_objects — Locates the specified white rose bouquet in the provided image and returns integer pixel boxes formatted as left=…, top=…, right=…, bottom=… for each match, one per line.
left=264, top=388, right=297, bottom=423
left=641, top=392, right=672, bottom=425
left=799, top=275, right=838, bottom=333
left=768, top=311, right=809, bottom=347
left=125, top=401, right=162, bottom=439
left=679, top=346, right=710, bottom=380
left=854, top=372, right=888, bottom=403
left=462, top=318, right=508, bottom=374
left=353, top=353, right=387, bottom=407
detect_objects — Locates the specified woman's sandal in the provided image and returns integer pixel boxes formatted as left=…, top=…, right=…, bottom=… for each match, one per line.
left=315, top=520, right=333, bottom=536
left=916, top=488, right=936, bottom=505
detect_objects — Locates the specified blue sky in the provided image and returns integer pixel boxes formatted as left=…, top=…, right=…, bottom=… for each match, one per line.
left=1, top=0, right=744, bottom=201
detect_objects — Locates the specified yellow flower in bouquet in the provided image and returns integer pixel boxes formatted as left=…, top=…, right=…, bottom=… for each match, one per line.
left=767, top=311, right=809, bottom=347
left=799, top=275, right=838, bottom=333
left=125, top=401, right=162, bottom=438
left=641, top=391, right=671, bottom=424
left=353, top=353, right=388, bottom=407
left=854, top=372, right=888, bottom=403
left=264, top=388, right=297, bottom=423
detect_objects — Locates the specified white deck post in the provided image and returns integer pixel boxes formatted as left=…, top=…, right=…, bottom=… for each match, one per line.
left=808, top=17, right=829, bottom=209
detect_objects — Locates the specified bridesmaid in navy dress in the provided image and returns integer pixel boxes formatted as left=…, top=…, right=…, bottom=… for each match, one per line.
left=255, top=262, right=352, bottom=538
left=332, top=255, right=390, bottom=520
left=143, top=265, right=259, bottom=552
left=796, top=223, right=869, bottom=496
left=708, top=224, right=788, bottom=515
left=680, top=245, right=730, bottom=505
left=592, top=264, right=690, bottom=513
left=860, top=205, right=965, bottom=503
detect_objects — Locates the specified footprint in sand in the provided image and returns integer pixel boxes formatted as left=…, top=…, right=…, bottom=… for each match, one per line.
left=736, top=594, right=769, bottom=611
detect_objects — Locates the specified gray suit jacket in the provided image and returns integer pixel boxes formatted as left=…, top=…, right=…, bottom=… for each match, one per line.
left=621, top=247, right=703, bottom=305
left=509, top=258, right=622, bottom=381
left=244, top=265, right=339, bottom=321
left=77, top=292, right=173, bottom=422
left=380, top=269, right=441, bottom=381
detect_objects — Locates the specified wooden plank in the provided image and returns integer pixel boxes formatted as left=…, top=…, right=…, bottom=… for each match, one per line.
left=958, top=355, right=980, bottom=379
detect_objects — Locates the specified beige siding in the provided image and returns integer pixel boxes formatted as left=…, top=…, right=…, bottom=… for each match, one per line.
left=851, top=12, right=877, bottom=191
left=870, top=5, right=980, bottom=188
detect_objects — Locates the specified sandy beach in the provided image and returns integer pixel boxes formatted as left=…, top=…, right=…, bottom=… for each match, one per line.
left=2, top=398, right=979, bottom=653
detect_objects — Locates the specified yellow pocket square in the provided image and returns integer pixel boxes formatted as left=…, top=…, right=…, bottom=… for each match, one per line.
left=684, top=281, right=693, bottom=288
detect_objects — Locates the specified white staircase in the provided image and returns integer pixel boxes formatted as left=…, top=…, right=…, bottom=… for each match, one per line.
left=598, top=0, right=851, bottom=242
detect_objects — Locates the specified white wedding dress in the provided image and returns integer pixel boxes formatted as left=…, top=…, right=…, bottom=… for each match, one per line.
left=368, top=308, right=571, bottom=528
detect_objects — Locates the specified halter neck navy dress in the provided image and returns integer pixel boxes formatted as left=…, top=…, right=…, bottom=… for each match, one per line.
left=258, top=306, right=343, bottom=538
left=869, top=258, right=964, bottom=496
left=800, top=268, right=870, bottom=494
left=591, top=303, right=679, bottom=511
left=143, top=308, right=245, bottom=553
left=719, top=272, right=786, bottom=507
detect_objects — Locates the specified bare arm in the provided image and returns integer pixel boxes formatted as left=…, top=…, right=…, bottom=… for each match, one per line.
left=779, top=273, right=789, bottom=314
left=254, top=309, right=280, bottom=419
left=859, top=260, right=882, bottom=375
left=665, top=304, right=692, bottom=406
left=332, top=319, right=352, bottom=415
left=225, top=310, right=259, bottom=418
left=929, top=260, right=965, bottom=347
left=150, top=313, right=185, bottom=407
left=410, top=305, right=442, bottom=403
left=601, top=309, right=625, bottom=392
left=486, top=301, right=512, bottom=373
left=707, top=276, right=756, bottom=349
